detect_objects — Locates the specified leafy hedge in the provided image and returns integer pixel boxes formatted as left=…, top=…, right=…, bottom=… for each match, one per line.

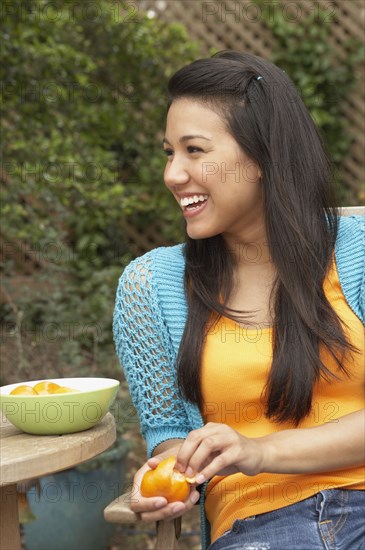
left=256, top=0, right=363, bottom=203
left=1, top=0, right=199, bottom=380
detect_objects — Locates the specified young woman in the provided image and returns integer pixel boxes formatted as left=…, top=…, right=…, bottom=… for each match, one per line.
left=113, top=51, right=364, bottom=549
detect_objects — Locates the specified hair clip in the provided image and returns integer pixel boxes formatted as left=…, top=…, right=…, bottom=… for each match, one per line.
left=256, top=76, right=263, bottom=81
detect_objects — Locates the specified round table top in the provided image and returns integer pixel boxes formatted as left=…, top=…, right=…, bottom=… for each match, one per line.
left=0, top=412, right=116, bottom=485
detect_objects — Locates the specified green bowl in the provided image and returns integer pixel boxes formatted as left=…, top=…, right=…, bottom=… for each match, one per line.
left=0, top=377, right=120, bottom=435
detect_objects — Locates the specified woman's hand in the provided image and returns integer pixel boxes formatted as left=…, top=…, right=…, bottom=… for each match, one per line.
left=129, top=444, right=201, bottom=523
left=174, top=422, right=264, bottom=484
left=174, top=410, right=365, bottom=482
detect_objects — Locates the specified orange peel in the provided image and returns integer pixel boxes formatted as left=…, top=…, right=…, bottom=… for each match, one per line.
left=141, top=456, right=194, bottom=503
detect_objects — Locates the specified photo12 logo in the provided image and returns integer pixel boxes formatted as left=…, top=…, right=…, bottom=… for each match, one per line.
left=1, top=321, right=103, bottom=344
left=1, top=2, right=141, bottom=24
left=2, top=399, right=103, bottom=425
left=201, top=1, right=337, bottom=24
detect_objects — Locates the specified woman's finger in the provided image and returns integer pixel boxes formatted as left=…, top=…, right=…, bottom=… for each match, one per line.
left=140, top=500, right=186, bottom=523
left=138, top=488, right=200, bottom=523
left=175, top=423, right=224, bottom=473
left=146, top=456, right=162, bottom=469
left=193, top=451, right=241, bottom=483
left=176, top=423, right=238, bottom=477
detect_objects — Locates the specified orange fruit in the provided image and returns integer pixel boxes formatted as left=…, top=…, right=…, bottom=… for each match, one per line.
left=10, top=385, right=38, bottom=396
left=52, top=386, right=79, bottom=394
left=33, top=381, right=62, bottom=395
left=140, top=456, right=191, bottom=503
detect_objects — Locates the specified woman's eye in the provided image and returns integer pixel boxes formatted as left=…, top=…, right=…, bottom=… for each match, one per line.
left=187, top=146, right=203, bottom=154
left=163, top=146, right=203, bottom=157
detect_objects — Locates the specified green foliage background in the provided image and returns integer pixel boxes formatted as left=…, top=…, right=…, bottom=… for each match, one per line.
left=1, top=0, right=199, bottom=382
left=1, top=0, right=363, bottom=384
left=255, top=0, right=363, bottom=203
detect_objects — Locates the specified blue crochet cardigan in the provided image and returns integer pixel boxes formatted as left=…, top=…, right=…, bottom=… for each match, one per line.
left=113, top=215, right=364, bottom=549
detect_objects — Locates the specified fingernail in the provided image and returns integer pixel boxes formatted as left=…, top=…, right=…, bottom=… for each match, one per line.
left=154, top=498, right=166, bottom=508
left=190, top=492, right=200, bottom=504
left=196, top=474, right=205, bottom=484
left=185, top=466, right=194, bottom=477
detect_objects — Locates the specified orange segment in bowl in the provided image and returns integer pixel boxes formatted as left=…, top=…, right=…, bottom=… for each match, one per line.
left=52, top=386, right=79, bottom=394
left=33, top=381, right=62, bottom=395
left=10, top=385, right=38, bottom=396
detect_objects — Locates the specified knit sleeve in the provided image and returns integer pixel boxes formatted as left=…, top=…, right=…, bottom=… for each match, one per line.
left=113, top=251, right=191, bottom=456
left=335, top=215, right=365, bottom=324
left=357, top=217, right=365, bottom=322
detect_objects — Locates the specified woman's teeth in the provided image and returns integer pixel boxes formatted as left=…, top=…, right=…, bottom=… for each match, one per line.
left=180, top=194, right=209, bottom=207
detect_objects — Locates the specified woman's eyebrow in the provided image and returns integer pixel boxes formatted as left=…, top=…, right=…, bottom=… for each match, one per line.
left=163, top=135, right=212, bottom=145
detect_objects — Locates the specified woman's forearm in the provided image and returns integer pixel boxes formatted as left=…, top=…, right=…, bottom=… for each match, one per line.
left=153, top=438, right=185, bottom=457
left=259, top=409, right=365, bottom=474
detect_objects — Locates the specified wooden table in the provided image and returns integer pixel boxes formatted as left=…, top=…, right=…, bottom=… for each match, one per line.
left=0, top=412, right=116, bottom=550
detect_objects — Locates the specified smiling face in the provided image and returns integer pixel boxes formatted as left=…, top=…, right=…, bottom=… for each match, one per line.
left=163, top=99, right=266, bottom=248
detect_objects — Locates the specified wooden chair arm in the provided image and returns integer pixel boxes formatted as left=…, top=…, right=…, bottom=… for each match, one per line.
left=104, top=492, right=139, bottom=523
left=341, top=206, right=364, bottom=216
left=104, top=492, right=181, bottom=549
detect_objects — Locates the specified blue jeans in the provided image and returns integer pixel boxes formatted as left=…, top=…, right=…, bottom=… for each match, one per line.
left=208, top=489, right=365, bottom=550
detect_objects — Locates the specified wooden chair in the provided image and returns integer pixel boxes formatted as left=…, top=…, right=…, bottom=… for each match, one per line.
left=104, top=491, right=181, bottom=549
left=104, top=205, right=364, bottom=549
left=340, top=206, right=364, bottom=216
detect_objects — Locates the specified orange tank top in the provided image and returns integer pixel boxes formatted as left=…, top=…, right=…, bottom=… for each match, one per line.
left=201, top=258, right=365, bottom=543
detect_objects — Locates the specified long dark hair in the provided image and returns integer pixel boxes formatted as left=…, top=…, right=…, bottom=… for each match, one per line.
left=168, top=51, right=355, bottom=425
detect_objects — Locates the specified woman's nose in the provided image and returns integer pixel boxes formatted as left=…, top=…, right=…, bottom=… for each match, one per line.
left=164, top=156, right=190, bottom=187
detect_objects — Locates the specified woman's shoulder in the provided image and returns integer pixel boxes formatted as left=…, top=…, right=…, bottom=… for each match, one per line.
left=335, top=215, right=364, bottom=322
left=339, top=214, right=365, bottom=233
left=116, top=243, right=186, bottom=297
left=336, top=215, right=364, bottom=257
left=121, top=243, right=185, bottom=276
left=115, top=244, right=188, bottom=336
